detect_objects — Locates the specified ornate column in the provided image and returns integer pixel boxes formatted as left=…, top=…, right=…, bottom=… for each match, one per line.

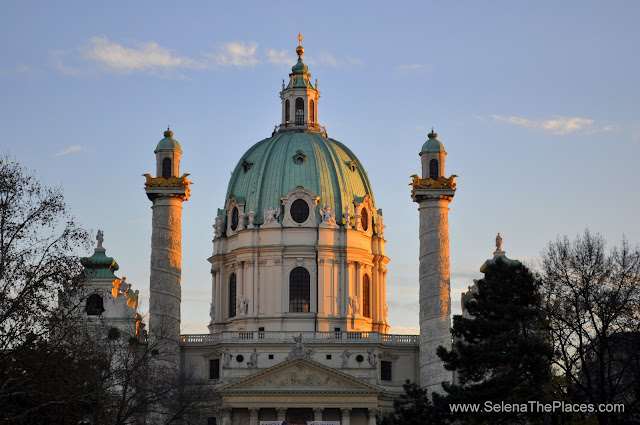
left=340, top=408, right=351, bottom=425
left=313, top=408, right=324, bottom=421
left=276, top=408, right=287, bottom=422
left=249, top=408, right=259, bottom=425
left=145, top=129, right=191, bottom=374
left=411, top=130, right=456, bottom=393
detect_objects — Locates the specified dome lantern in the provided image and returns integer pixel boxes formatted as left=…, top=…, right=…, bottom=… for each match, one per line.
left=279, top=33, right=322, bottom=133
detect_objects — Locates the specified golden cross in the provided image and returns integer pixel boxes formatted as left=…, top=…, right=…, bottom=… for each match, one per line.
left=297, top=32, right=303, bottom=46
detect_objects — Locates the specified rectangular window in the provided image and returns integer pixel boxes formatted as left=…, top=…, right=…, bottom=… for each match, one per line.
left=258, top=327, right=265, bottom=339
left=209, top=359, right=220, bottom=380
left=381, top=361, right=392, bottom=381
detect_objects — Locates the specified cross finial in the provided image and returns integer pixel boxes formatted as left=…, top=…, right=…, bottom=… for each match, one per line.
left=297, top=32, right=303, bottom=46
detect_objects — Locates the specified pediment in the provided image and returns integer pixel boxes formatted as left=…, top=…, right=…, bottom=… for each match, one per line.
left=219, top=357, right=382, bottom=393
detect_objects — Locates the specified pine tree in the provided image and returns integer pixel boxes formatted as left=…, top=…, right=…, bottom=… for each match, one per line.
left=437, top=257, right=554, bottom=425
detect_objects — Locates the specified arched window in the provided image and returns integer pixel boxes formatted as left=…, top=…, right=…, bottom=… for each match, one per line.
left=295, top=98, right=304, bottom=125
left=285, top=99, right=290, bottom=122
left=362, top=274, right=371, bottom=318
left=429, top=159, right=439, bottom=180
left=229, top=273, right=237, bottom=318
left=309, top=99, right=315, bottom=124
left=85, top=293, right=105, bottom=316
left=289, top=267, right=310, bottom=312
left=162, top=158, right=172, bottom=179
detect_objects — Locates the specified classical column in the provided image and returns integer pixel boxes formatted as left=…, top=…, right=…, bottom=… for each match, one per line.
left=145, top=130, right=191, bottom=374
left=276, top=408, right=287, bottom=422
left=313, top=408, right=324, bottom=421
left=245, top=260, right=254, bottom=315
left=340, top=408, right=351, bottom=425
left=411, top=130, right=456, bottom=393
left=221, top=407, right=232, bottom=425
left=368, top=408, right=379, bottom=425
left=237, top=261, right=245, bottom=297
left=317, top=258, right=326, bottom=317
left=249, top=408, right=259, bottom=425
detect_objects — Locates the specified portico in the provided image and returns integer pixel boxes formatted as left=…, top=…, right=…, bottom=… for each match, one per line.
left=212, top=357, right=388, bottom=425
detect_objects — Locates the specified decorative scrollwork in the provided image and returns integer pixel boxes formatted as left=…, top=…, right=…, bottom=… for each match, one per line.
left=409, top=174, right=457, bottom=193
left=143, top=173, right=192, bottom=188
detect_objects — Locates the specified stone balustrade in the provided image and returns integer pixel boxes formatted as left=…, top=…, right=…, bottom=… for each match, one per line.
left=180, top=331, right=418, bottom=346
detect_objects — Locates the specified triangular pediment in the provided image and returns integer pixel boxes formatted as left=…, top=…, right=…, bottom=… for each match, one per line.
left=219, top=357, right=382, bottom=393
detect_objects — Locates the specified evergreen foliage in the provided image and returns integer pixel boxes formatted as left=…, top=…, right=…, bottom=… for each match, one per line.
left=437, top=257, right=554, bottom=425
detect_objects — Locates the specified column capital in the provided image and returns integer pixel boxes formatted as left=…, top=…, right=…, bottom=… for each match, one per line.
left=276, top=407, right=287, bottom=421
left=313, top=407, right=324, bottom=421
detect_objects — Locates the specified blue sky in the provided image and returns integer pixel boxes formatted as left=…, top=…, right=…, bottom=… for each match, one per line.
left=2, top=1, right=639, bottom=334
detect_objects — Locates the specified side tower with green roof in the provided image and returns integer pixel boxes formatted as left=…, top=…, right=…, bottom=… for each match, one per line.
left=411, top=130, right=457, bottom=393
left=80, top=230, right=140, bottom=332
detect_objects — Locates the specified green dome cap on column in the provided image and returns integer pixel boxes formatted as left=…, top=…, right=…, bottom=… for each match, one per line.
left=155, top=127, right=182, bottom=152
left=421, top=129, right=445, bottom=153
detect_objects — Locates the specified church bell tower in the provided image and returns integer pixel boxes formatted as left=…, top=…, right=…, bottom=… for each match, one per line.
left=411, top=130, right=457, bottom=392
left=144, top=128, right=191, bottom=371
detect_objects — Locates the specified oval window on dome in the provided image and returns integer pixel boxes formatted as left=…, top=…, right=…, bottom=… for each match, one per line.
left=361, top=208, right=369, bottom=231
left=290, top=199, right=309, bottom=223
left=231, top=207, right=239, bottom=231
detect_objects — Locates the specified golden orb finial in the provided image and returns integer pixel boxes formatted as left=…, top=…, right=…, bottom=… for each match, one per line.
left=164, top=126, right=173, bottom=138
left=296, top=32, right=304, bottom=59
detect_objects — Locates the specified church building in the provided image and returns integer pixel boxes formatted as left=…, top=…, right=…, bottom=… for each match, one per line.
left=81, top=34, right=460, bottom=425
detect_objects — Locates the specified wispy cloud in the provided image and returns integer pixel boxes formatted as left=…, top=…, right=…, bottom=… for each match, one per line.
left=207, top=41, right=260, bottom=67
left=55, top=145, right=87, bottom=157
left=491, top=114, right=614, bottom=135
left=51, top=50, right=82, bottom=76
left=0, top=64, right=36, bottom=77
left=84, top=36, right=204, bottom=72
left=266, top=48, right=292, bottom=65
left=394, top=63, right=432, bottom=74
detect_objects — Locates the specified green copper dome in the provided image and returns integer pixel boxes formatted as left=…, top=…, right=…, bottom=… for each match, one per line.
left=155, top=128, right=182, bottom=152
left=420, top=130, right=445, bottom=153
left=292, top=59, right=309, bottom=75
left=81, top=249, right=120, bottom=279
left=480, top=254, right=521, bottom=273
left=225, top=132, right=376, bottom=225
